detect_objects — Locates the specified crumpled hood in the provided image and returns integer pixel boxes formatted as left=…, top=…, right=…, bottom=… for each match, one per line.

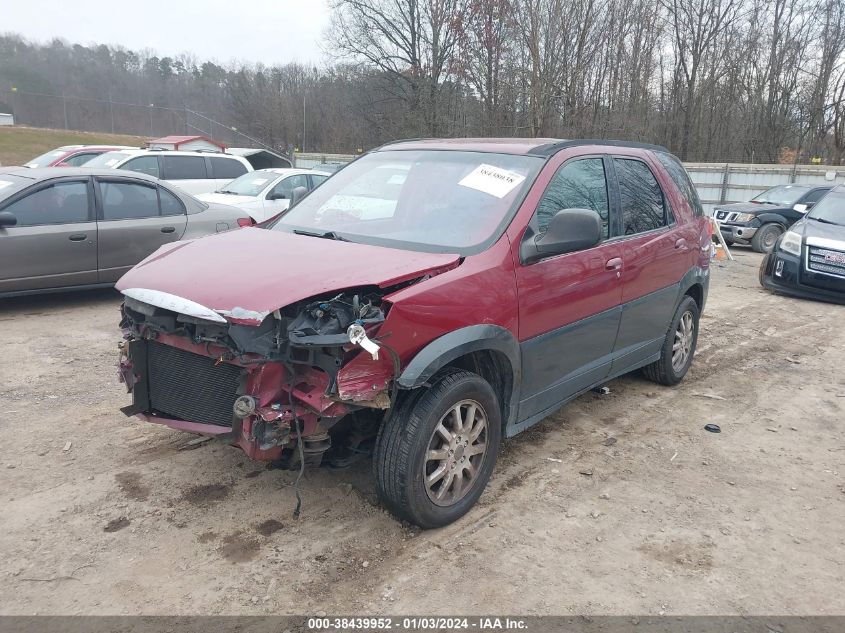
left=116, top=227, right=461, bottom=324
left=715, top=201, right=782, bottom=214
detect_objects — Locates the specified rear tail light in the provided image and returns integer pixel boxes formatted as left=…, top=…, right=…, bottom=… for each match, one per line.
left=237, top=217, right=254, bottom=227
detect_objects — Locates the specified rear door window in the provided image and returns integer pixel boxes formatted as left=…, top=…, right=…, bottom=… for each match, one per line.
left=100, top=181, right=160, bottom=220
left=614, top=158, right=669, bottom=235
left=122, top=156, right=161, bottom=179
left=162, top=156, right=207, bottom=180
left=159, top=187, right=185, bottom=216
left=2, top=181, right=90, bottom=226
left=210, top=157, right=248, bottom=179
left=534, top=158, right=610, bottom=237
left=655, top=152, right=703, bottom=217
left=269, top=174, right=310, bottom=198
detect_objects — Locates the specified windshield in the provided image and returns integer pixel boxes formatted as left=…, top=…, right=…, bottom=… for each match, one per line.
left=84, top=151, right=131, bottom=168
left=752, top=185, right=810, bottom=206
left=807, top=189, right=845, bottom=226
left=271, top=150, right=543, bottom=253
left=218, top=171, right=278, bottom=196
left=24, top=150, right=68, bottom=168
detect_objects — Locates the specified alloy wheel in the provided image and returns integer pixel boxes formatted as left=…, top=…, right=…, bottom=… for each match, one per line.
left=672, top=311, right=695, bottom=373
left=424, top=399, right=489, bottom=506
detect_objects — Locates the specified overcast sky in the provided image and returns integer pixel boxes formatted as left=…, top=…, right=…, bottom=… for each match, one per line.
left=2, top=0, right=331, bottom=66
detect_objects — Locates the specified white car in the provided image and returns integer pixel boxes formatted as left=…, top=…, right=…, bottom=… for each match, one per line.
left=195, top=168, right=331, bottom=222
left=84, top=149, right=254, bottom=195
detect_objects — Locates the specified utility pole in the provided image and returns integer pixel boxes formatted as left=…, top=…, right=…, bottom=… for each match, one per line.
left=109, top=93, right=115, bottom=134
left=62, top=93, right=69, bottom=129
left=303, top=92, right=306, bottom=153
left=149, top=104, right=154, bottom=137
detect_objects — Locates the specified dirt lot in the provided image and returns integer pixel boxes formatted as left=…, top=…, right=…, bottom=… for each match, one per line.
left=1, top=249, right=843, bottom=616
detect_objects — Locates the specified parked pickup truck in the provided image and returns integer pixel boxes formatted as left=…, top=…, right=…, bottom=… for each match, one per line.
left=714, top=184, right=831, bottom=253
left=115, top=138, right=711, bottom=528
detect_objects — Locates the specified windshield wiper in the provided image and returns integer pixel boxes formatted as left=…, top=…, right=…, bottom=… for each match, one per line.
left=217, top=190, right=239, bottom=195
left=293, top=228, right=348, bottom=242
left=814, top=217, right=843, bottom=226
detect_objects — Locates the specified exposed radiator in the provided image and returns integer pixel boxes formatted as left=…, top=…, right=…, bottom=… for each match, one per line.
left=145, top=340, right=241, bottom=427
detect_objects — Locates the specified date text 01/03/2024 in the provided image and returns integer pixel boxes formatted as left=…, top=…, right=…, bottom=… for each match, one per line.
left=306, top=617, right=528, bottom=630
left=307, top=616, right=527, bottom=631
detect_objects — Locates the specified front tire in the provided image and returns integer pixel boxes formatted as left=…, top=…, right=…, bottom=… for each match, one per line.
left=642, top=295, right=700, bottom=386
left=373, top=370, right=502, bottom=528
left=751, top=223, right=783, bottom=253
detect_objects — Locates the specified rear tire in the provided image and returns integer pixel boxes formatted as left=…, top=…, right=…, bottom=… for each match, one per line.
left=642, top=295, right=700, bottom=386
left=751, top=223, right=783, bottom=253
left=373, top=369, right=501, bottom=528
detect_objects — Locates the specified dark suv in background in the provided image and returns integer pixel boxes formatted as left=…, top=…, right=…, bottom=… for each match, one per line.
left=760, top=184, right=845, bottom=304
left=714, top=184, right=831, bottom=253
left=116, top=138, right=711, bottom=527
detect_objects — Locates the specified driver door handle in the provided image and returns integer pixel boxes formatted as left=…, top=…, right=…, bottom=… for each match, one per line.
left=160, top=226, right=176, bottom=234
left=605, top=257, right=623, bottom=271
left=68, top=233, right=87, bottom=242
left=675, top=238, right=689, bottom=251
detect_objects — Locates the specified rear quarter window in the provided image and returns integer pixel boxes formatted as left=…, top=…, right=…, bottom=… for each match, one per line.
left=210, top=157, right=248, bottom=179
left=656, top=152, right=703, bottom=217
left=162, top=156, right=208, bottom=180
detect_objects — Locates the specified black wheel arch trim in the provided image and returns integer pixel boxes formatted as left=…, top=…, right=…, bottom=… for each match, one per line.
left=676, top=266, right=710, bottom=313
left=397, top=324, right=521, bottom=426
left=754, top=213, right=790, bottom=228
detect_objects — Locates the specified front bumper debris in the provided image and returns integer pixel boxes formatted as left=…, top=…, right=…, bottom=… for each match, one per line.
left=117, top=289, right=398, bottom=465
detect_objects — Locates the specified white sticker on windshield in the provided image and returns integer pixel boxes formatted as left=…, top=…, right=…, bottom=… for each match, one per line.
left=0, top=180, right=13, bottom=190
left=387, top=174, right=407, bottom=185
left=105, top=159, right=120, bottom=167
left=252, top=178, right=269, bottom=185
left=458, top=164, right=526, bottom=198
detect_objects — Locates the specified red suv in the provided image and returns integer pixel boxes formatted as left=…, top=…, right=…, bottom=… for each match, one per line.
left=116, top=139, right=710, bottom=527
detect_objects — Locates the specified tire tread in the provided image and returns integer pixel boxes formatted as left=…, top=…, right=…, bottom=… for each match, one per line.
left=373, top=368, right=497, bottom=527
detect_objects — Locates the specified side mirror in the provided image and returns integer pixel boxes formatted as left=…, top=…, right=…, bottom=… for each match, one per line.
left=521, top=208, right=602, bottom=264
left=267, top=191, right=287, bottom=201
left=0, top=211, right=18, bottom=227
left=793, top=203, right=808, bottom=213
left=290, top=186, right=308, bottom=207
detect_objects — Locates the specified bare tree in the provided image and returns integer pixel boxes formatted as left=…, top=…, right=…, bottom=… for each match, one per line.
left=662, top=0, right=741, bottom=159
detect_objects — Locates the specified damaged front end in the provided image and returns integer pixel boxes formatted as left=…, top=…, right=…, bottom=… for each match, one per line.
left=118, top=288, right=397, bottom=468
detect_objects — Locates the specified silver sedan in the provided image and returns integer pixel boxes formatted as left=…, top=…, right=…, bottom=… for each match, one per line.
left=0, top=167, right=252, bottom=297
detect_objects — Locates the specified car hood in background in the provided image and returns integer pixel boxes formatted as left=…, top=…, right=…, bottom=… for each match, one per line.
left=794, top=217, right=845, bottom=243
left=115, top=228, right=461, bottom=324
left=715, top=201, right=783, bottom=214
left=196, top=192, right=259, bottom=207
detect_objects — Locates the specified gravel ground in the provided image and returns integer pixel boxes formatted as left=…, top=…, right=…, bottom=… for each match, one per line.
left=0, top=248, right=843, bottom=615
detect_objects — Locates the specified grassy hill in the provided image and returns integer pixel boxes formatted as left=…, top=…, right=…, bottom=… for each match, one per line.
left=0, top=126, right=147, bottom=167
